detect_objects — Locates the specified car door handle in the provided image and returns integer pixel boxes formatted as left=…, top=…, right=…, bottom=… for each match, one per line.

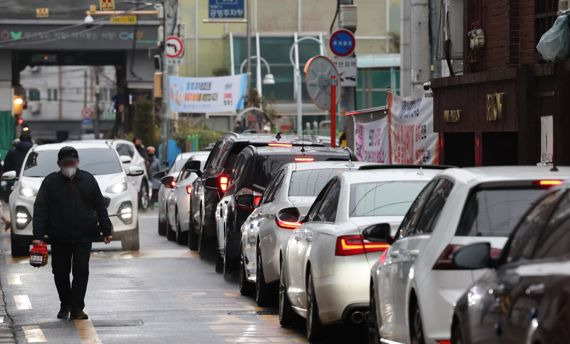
left=305, top=232, right=313, bottom=242
left=294, top=232, right=303, bottom=241
left=525, top=283, right=545, bottom=296
left=408, top=249, right=419, bottom=257
left=389, top=250, right=400, bottom=258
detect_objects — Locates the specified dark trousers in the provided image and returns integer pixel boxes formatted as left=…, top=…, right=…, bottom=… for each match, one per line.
left=51, top=241, right=92, bottom=311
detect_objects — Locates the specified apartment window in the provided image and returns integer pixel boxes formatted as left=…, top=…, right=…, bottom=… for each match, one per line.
left=47, top=89, right=58, bottom=101
left=28, top=88, right=40, bottom=101
left=535, top=0, right=559, bottom=45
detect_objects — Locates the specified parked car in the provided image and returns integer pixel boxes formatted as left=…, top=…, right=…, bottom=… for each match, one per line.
left=188, top=133, right=327, bottom=255
left=157, top=152, right=207, bottom=236
left=368, top=166, right=570, bottom=344
left=215, top=145, right=354, bottom=275
left=161, top=151, right=209, bottom=245
left=279, top=166, right=443, bottom=342
left=451, top=182, right=570, bottom=344
left=1, top=141, right=145, bottom=256
left=239, top=160, right=368, bottom=305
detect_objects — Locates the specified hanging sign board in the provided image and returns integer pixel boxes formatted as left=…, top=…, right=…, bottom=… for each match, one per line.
left=208, top=0, right=245, bottom=19
left=332, top=56, right=357, bottom=87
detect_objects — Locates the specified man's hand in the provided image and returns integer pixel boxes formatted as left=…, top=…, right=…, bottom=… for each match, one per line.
left=32, top=240, right=44, bottom=246
left=103, top=235, right=112, bottom=244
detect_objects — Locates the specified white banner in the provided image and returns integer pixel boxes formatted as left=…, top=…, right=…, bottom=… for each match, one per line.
left=354, top=117, right=390, bottom=163
left=168, top=74, right=247, bottom=113
left=389, top=93, right=439, bottom=164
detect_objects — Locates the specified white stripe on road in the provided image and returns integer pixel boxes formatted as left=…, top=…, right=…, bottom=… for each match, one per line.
left=7, top=274, right=22, bottom=285
left=74, top=319, right=102, bottom=344
left=22, top=325, right=47, bottom=343
left=14, top=295, right=32, bottom=310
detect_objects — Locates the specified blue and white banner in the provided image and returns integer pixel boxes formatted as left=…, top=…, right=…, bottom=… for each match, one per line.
left=168, top=74, right=247, bottom=114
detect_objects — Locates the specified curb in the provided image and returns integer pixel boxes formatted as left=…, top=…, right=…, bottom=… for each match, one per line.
left=0, top=280, right=15, bottom=344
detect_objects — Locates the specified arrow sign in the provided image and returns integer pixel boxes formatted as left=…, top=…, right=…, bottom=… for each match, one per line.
left=166, top=36, right=184, bottom=59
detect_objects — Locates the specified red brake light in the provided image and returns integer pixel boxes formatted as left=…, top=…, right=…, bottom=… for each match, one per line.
left=186, top=185, right=193, bottom=194
left=219, top=175, right=229, bottom=192
left=534, top=179, right=563, bottom=187
left=437, top=340, right=451, bottom=344
left=335, top=235, right=390, bottom=256
left=275, top=218, right=301, bottom=230
left=169, top=180, right=176, bottom=188
left=254, top=195, right=262, bottom=207
left=268, top=142, right=293, bottom=148
left=294, top=157, right=314, bottom=162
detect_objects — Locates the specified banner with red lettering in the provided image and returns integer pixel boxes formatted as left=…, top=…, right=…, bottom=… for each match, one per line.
left=354, top=117, right=389, bottom=163
left=388, top=92, right=439, bottom=164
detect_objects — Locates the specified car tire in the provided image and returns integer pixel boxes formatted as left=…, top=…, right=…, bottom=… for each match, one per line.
left=215, top=255, right=224, bottom=273
left=368, top=281, right=381, bottom=344
left=222, top=246, right=237, bottom=279
left=198, top=207, right=209, bottom=258
left=10, top=232, right=29, bottom=257
left=176, top=215, right=188, bottom=245
left=410, top=299, right=426, bottom=344
left=121, top=225, right=140, bottom=251
left=158, top=217, right=167, bottom=236
left=451, top=320, right=464, bottom=344
left=139, top=182, right=149, bottom=211
left=306, top=269, right=322, bottom=342
left=255, top=247, right=274, bottom=306
left=239, top=247, right=254, bottom=296
left=279, top=262, right=297, bottom=327
left=188, top=216, right=199, bottom=251
left=166, top=214, right=176, bottom=242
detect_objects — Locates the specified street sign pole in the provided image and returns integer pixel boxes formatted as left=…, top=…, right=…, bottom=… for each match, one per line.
left=330, top=75, right=337, bottom=148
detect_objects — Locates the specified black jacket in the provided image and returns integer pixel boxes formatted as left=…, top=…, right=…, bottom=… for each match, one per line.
left=4, top=141, right=33, bottom=176
left=33, top=169, right=113, bottom=242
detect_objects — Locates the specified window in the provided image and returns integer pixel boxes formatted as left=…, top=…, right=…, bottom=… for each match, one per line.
left=289, top=169, right=339, bottom=197
left=532, top=191, right=570, bottom=259
left=23, top=148, right=122, bottom=177
left=398, top=179, right=438, bottom=238
left=261, top=170, right=285, bottom=204
left=204, top=141, right=222, bottom=170
left=47, top=89, right=58, bottom=101
left=349, top=181, right=428, bottom=218
left=415, top=179, right=454, bottom=234
left=28, top=88, right=40, bottom=101
left=506, top=191, right=562, bottom=263
left=306, top=179, right=335, bottom=222
left=115, top=143, right=134, bottom=158
left=229, top=152, right=250, bottom=191
left=315, top=180, right=341, bottom=222
left=535, top=1, right=559, bottom=47
left=456, top=187, right=547, bottom=237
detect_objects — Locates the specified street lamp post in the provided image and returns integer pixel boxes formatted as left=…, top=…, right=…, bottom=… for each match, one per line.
left=239, top=56, right=275, bottom=97
left=288, top=36, right=326, bottom=137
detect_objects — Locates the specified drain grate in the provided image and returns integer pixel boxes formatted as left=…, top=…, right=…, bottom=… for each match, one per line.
left=227, top=310, right=278, bottom=316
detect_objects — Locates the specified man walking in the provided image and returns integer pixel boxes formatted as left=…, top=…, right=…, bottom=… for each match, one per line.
left=3, top=133, right=33, bottom=175
left=146, top=146, right=161, bottom=207
left=32, top=146, right=113, bottom=320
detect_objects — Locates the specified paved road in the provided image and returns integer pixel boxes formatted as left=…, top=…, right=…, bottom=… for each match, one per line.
left=0, top=210, right=365, bottom=344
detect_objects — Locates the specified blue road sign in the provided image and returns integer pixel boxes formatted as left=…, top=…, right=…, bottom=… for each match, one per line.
left=208, top=0, right=245, bottom=19
left=329, top=29, right=356, bottom=57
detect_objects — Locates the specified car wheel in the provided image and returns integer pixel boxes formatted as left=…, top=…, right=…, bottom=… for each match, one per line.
left=198, top=207, right=209, bottom=258
left=222, top=245, right=237, bottom=278
left=410, top=300, right=425, bottom=344
left=239, top=247, right=254, bottom=296
left=166, top=211, right=177, bottom=242
left=176, top=215, right=188, bottom=245
left=306, top=268, right=322, bottom=342
left=121, top=225, right=140, bottom=251
left=255, top=247, right=274, bottom=306
left=188, top=215, right=198, bottom=251
left=158, top=216, right=167, bottom=236
left=139, top=182, right=149, bottom=211
left=368, top=281, right=381, bottom=344
left=10, top=232, right=29, bottom=257
left=279, top=261, right=297, bottom=327
left=451, top=320, right=464, bottom=344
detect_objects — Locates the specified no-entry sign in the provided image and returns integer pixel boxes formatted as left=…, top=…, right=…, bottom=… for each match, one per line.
left=329, top=29, right=356, bottom=57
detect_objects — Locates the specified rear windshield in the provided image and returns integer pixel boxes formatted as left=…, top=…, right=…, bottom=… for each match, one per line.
left=23, top=148, right=122, bottom=177
left=349, top=181, right=427, bottom=217
left=289, top=169, right=339, bottom=197
left=456, top=188, right=546, bottom=237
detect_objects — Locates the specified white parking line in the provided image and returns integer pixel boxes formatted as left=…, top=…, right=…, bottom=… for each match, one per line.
left=22, top=325, right=47, bottom=343
left=74, top=319, right=102, bottom=344
left=7, top=274, right=22, bottom=285
left=14, top=295, right=32, bottom=310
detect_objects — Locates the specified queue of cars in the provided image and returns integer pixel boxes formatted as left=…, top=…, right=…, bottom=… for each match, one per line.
left=154, top=132, right=570, bottom=343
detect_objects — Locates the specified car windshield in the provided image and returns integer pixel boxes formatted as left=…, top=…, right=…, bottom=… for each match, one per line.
left=289, top=169, right=340, bottom=197
left=456, top=188, right=546, bottom=237
left=349, top=181, right=427, bottom=217
left=171, top=157, right=190, bottom=174
left=23, top=148, right=123, bottom=177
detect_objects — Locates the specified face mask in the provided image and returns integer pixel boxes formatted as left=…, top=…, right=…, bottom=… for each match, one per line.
left=61, top=167, right=77, bottom=178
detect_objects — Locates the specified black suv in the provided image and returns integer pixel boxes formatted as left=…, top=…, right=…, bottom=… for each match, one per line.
left=188, top=133, right=328, bottom=255
left=214, top=145, right=355, bottom=274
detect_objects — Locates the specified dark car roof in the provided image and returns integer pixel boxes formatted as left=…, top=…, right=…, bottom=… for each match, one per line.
left=221, top=132, right=326, bottom=146
left=252, top=146, right=351, bottom=157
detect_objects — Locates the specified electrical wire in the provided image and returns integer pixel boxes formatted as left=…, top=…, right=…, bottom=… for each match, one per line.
left=329, top=0, right=340, bottom=34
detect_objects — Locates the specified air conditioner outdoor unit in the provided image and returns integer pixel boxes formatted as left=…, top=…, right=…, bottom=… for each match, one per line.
left=339, top=5, right=357, bottom=32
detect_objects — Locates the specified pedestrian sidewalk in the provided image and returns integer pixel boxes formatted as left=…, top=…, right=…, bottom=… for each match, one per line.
left=0, top=219, right=16, bottom=344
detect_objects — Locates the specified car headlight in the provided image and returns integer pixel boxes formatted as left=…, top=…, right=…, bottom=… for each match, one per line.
left=19, top=186, right=36, bottom=198
left=117, top=201, right=133, bottom=224
left=106, top=180, right=127, bottom=194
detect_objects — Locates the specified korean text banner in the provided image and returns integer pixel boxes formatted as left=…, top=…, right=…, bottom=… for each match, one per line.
left=389, top=93, right=439, bottom=164
left=354, top=117, right=389, bottom=163
left=168, top=74, right=247, bottom=114
left=208, top=0, right=245, bottom=19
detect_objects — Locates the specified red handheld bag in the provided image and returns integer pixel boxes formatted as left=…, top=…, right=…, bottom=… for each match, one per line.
left=29, top=243, right=48, bottom=267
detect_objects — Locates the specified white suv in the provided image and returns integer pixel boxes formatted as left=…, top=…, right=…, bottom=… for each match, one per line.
left=1, top=141, right=144, bottom=256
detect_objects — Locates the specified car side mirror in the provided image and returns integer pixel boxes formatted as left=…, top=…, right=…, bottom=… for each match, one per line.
left=127, top=166, right=144, bottom=177
left=236, top=194, right=255, bottom=209
left=1, top=171, right=17, bottom=181
left=119, top=155, right=132, bottom=164
left=276, top=207, right=301, bottom=229
left=362, top=223, right=393, bottom=244
left=452, top=242, right=493, bottom=270
left=161, top=175, right=176, bottom=188
left=153, top=169, right=167, bottom=180
left=184, top=160, right=201, bottom=171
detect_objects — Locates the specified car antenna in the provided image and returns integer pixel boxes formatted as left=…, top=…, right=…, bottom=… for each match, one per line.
left=417, top=166, right=424, bottom=175
left=275, top=132, right=282, bottom=141
left=343, top=147, right=354, bottom=168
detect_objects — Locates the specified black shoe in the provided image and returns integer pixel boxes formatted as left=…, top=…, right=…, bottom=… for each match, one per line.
left=57, top=307, right=70, bottom=319
left=70, top=310, right=89, bottom=320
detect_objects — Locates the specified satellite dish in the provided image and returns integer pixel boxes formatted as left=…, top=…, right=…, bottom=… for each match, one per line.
left=304, top=55, right=341, bottom=111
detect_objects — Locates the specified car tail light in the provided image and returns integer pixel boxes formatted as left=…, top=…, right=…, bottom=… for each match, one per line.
left=219, top=175, right=229, bottom=192
left=294, top=157, right=314, bottom=162
left=186, top=185, right=193, bottom=194
left=534, top=179, right=563, bottom=187
left=268, top=142, right=293, bottom=147
left=275, top=218, right=301, bottom=230
left=335, top=235, right=390, bottom=256
left=253, top=194, right=262, bottom=207
left=433, top=244, right=502, bottom=270
left=169, top=180, right=176, bottom=188
left=379, top=249, right=388, bottom=264
left=437, top=340, right=451, bottom=344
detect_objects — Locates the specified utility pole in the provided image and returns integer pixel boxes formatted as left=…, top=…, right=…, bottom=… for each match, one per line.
left=94, top=67, right=101, bottom=139
left=246, top=0, right=252, bottom=106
